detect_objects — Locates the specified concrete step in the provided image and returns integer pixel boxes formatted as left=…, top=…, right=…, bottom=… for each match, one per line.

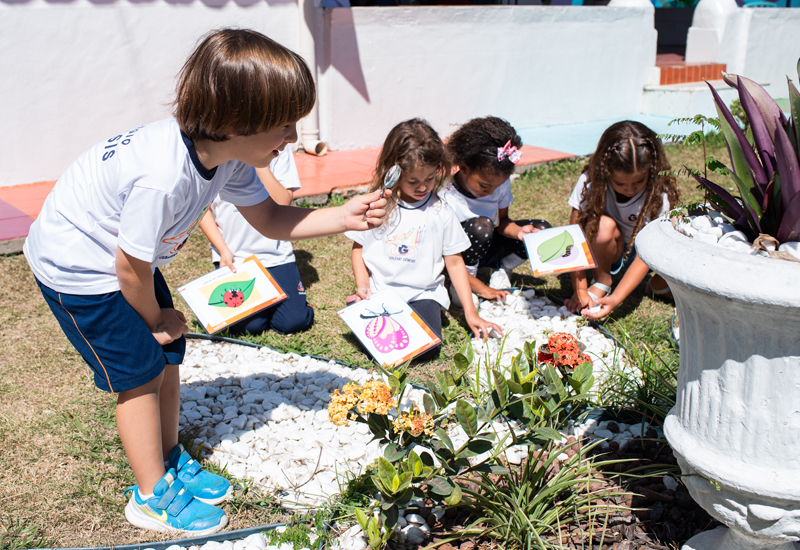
left=641, top=79, right=772, bottom=119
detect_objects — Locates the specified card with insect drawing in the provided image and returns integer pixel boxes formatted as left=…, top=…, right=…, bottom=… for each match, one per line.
left=337, top=290, right=441, bottom=367
left=522, top=224, right=597, bottom=277
left=177, top=255, right=288, bottom=334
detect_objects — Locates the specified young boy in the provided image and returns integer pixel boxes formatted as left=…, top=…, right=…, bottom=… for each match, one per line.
left=23, top=29, right=387, bottom=535
left=200, top=147, right=314, bottom=336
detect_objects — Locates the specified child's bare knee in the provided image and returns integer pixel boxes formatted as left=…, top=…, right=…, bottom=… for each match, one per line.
left=595, top=215, right=622, bottom=243
left=117, top=371, right=164, bottom=403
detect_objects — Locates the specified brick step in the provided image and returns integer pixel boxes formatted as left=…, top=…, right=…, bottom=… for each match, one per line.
left=655, top=54, right=726, bottom=85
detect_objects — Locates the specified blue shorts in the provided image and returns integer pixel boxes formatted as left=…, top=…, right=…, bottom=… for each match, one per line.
left=611, top=244, right=637, bottom=275
left=36, top=269, right=186, bottom=393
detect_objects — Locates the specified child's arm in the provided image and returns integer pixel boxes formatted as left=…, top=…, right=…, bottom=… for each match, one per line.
left=237, top=190, right=387, bottom=241
left=496, top=207, right=540, bottom=241
left=199, top=210, right=236, bottom=272
left=256, top=166, right=294, bottom=206
left=565, top=208, right=592, bottom=313
left=445, top=254, right=503, bottom=340
left=115, top=247, right=188, bottom=345
left=350, top=243, right=372, bottom=301
left=467, top=273, right=510, bottom=301
left=582, top=255, right=649, bottom=319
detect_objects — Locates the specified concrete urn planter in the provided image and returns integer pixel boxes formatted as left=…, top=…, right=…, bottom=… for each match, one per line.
left=636, top=220, right=800, bottom=550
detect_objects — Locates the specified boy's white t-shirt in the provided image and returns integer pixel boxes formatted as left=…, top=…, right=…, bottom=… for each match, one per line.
left=345, top=195, right=471, bottom=309
left=437, top=178, right=513, bottom=226
left=24, top=118, right=270, bottom=294
left=567, top=173, right=670, bottom=244
left=210, top=147, right=299, bottom=268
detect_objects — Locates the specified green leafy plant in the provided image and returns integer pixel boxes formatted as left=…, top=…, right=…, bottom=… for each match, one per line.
left=328, top=336, right=598, bottom=549
left=696, top=60, right=800, bottom=244
left=452, top=439, right=620, bottom=550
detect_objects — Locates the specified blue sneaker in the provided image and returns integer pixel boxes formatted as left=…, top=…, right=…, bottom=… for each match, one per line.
left=168, top=443, right=233, bottom=505
left=124, top=469, right=227, bottom=535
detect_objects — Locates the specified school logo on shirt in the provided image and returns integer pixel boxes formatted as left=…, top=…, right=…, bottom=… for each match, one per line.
left=628, top=213, right=638, bottom=222
left=386, top=225, right=426, bottom=263
left=297, top=281, right=305, bottom=293
left=159, top=205, right=209, bottom=260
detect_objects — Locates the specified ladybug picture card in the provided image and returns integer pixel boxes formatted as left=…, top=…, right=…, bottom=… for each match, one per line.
left=337, top=290, right=441, bottom=367
left=522, top=224, right=597, bottom=277
left=177, top=256, right=287, bottom=334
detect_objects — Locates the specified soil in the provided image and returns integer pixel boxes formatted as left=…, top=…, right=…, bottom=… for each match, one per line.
left=401, top=430, right=720, bottom=550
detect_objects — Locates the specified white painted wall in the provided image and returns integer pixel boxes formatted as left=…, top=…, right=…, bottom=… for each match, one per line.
left=1, top=2, right=659, bottom=186
left=319, top=6, right=657, bottom=151
left=719, top=9, right=800, bottom=98
left=0, top=0, right=300, bottom=187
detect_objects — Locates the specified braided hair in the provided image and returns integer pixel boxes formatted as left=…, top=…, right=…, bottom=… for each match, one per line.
left=447, top=116, right=522, bottom=180
left=579, top=121, right=679, bottom=251
left=371, top=118, right=452, bottom=221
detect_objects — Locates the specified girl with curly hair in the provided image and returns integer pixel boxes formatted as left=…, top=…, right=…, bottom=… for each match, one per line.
left=439, top=116, right=551, bottom=302
left=565, top=120, right=680, bottom=319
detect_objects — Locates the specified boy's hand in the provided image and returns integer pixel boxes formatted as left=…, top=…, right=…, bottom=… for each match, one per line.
left=219, top=249, right=236, bottom=273
left=344, top=189, right=390, bottom=231
left=465, top=313, right=503, bottom=341
left=152, top=308, right=189, bottom=345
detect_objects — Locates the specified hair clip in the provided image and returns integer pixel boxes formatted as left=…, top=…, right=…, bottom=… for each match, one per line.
left=497, top=141, right=522, bottom=164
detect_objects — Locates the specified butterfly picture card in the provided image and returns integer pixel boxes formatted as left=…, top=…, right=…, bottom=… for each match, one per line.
left=337, top=290, right=441, bottom=368
left=523, top=224, right=597, bottom=277
left=177, top=255, right=288, bottom=335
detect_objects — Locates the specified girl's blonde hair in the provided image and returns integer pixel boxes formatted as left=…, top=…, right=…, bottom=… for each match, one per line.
left=579, top=121, right=680, bottom=250
left=174, top=28, right=316, bottom=142
left=372, top=119, right=452, bottom=220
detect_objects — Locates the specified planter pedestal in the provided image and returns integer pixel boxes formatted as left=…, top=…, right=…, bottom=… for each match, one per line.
left=636, top=221, right=800, bottom=550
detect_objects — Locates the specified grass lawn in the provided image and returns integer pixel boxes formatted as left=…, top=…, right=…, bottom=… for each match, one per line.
left=0, top=138, right=729, bottom=548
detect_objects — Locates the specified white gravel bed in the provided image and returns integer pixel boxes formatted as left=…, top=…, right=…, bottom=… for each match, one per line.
left=180, top=339, right=389, bottom=508
left=144, top=529, right=315, bottom=550
left=179, top=293, right=622, bottom=505
left=469, top=290, right=623, bottom=383
left=175, top=307, right=626, bottom=549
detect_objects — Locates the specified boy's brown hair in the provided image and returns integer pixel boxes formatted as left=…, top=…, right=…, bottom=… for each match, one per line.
left=174, top=28, right=316, bottom=142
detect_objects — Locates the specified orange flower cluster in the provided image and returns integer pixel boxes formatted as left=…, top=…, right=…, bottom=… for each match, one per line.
left=392, top=409, right=434, bottom=437
left=358, top=380, right=395, bottom=416
left=537, top=332, right=591, bottom=370
left=327, top=380, right=397, bottom=426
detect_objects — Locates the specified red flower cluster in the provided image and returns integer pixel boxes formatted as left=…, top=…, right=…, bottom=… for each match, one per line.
left=537, top=332, right=591, bottom=370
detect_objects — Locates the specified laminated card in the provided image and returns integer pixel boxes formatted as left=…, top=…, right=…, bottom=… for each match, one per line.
left=178, top=255, right=287, bottom=335
left=523, top=224, right=597, bottom=277
left=337, top=290, right=441, bottom=367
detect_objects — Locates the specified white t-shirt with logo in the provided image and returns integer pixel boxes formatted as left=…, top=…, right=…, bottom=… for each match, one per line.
left=345, top=195, right=471, bottom=309
left=210, top=147, right=299, bottom=268
left=437, top=178, right=514, bottom=227
left=24, top=118, right=269, bottom=294
left=567, top=173, right=670, bottom=245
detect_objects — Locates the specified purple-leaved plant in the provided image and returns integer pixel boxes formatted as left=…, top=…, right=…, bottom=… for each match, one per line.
left=696, top=58, right=800, bottom=245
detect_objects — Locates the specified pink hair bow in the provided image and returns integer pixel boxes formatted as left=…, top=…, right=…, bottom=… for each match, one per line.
left=497, top=141, right=522, bottom=164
